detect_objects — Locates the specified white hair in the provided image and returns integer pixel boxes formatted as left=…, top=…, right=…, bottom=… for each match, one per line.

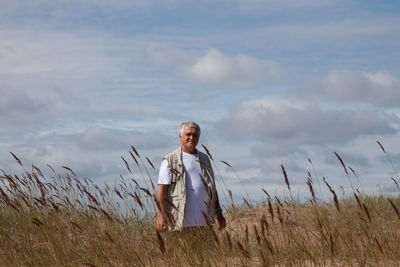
left=179, top=121, right=201, bottom=135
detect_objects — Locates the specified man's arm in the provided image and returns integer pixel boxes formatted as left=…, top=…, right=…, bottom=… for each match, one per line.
left=156, top=184, right=169, bottom=231
left=209, top=158, right=226, bottom=230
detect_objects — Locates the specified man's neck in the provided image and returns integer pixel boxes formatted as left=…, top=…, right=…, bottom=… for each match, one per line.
left=181, top=146, right=196, bottom=154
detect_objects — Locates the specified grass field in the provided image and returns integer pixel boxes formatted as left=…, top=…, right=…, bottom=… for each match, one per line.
left=1, top=145, right=399, bottom=266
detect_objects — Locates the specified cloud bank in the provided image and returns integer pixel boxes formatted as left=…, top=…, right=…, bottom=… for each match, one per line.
left=307, top=71, right=400, bottom=106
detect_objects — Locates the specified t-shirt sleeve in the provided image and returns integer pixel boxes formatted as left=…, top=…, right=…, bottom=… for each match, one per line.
left=158, top=159, right=172, bottom=185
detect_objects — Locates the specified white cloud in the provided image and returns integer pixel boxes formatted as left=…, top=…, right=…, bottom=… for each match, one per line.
left=76, top=126, right=175, bottom=151
left=216, top=96, right=399, bottom=145
left=0, top=28, right=179, bottom=132
left=307, top=70, right=400, bottom=106
left=0, top=87, right=47, bottom=116
left=0, top=29, right=127, bottom=74
left=210, top=91, right=400, bottom=193
left=186, top=48, right=283, bottom=84
left=149, top=47, right=283, bottom=85
left=306, top=17, right=400, bottom=41
left=148, top=45, right=195, bottom=67
left=234, top=16, right=400, bottom=55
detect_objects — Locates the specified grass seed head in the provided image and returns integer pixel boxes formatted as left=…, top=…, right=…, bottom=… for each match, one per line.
left=388, top=199, right=400, bottom=219
left=281, top=164, right=290, bottom=191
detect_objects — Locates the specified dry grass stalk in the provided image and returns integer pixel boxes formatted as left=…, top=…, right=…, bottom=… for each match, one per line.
left=200, top=175, right=211, bottom=199
left=9, top=152, right=22, bottom=166
left=374, top=237, right=383, bottom=254
left=324, top=178, right=340, bottom=212
left=202, top=211, right=220, bottom=246
left=276, top=205, right=283, bottom=225
left=156, top=231, right=166, bottom=254
left=261, top=188, right=271, bottom=200
left=354, top=193, right=362, bottom=209
left=236, top=241, right=250, bottom=259
left=329, top=232, right=335, bottom=256
left=262, top=236, right=274, bottom=255
left=377, top=140, right=399, bottom=180
left=70, top=221, right=83, bottom=232
left=245, top=224, right=249, bottom=245
left=281, top=164, right=290, bottom=191
left=362, top=203, right=372, bottom=222
left=267, top=198, right=274, bottom=222
left=253, top=225, right=261, bottom=245
left=259, top=249, right=267, bottom=267
left=201, top=144, right=213, bottom=160
left=226, top=231, right=233, bottom=250
left=99, top=208, right=114, bottom=222
left=243, top=198, right=252, bottom=209
left=349, top=166, right=357, bottom=176
left=220, top=160, right=232, bottom=168
left=131, top=146, right=140, bottom=158
left=146, top=157, right=155, bottom=170
left=388, top=199, right=400, bottom=219
left=306, top=178, right=315, bottom=201
left=121, top=156, right=131, bottom=173
left=334, top=152, right=348, bottom=175
left=260, top=214, right=269, bottom=235
left=31, top=217, right=44, bottom=227
left=129, top=151, right=139, bottom=166
left=61, top=166, right=76, bottom=176
left=391, top=178, right=400, bottom=191
left=104, top=231, right=114, bottom=243
left=377, top=140, right=386, bottom=153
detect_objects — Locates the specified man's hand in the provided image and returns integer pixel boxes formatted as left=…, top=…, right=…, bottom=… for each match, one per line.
left=156, top=215, right=168, bottom=232
left=216, top=211, right=226, bottom=231
left=156, top=184, right=170, bottom=232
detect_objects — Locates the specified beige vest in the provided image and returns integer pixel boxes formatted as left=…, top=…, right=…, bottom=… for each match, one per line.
left=164, top=146, right=217, bottom=231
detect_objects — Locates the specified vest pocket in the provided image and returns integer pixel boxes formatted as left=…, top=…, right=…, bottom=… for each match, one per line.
left=170, top=200, right=180, bottom=226
left=170, top=166, right=183, bottom=183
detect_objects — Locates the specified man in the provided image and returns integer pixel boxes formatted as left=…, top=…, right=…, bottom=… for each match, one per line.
left=156, top=121, right=226, bottom=232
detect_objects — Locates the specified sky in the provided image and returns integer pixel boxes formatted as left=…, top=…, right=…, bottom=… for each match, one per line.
left=1, top=0, right=400, bottom=203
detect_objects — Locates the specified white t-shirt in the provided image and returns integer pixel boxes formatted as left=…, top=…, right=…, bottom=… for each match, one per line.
left=158, top=152, right=211, bottom=227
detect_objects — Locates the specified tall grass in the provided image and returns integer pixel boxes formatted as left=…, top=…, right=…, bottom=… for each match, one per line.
left=0, top=143, right=399, bottom=266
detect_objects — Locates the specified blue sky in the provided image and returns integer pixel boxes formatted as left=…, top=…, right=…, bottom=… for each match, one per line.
left=1, top=0, right=400, bottom=202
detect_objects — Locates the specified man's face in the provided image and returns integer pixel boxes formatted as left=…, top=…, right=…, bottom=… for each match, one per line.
left=179, top=126, right=200, bottom=154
